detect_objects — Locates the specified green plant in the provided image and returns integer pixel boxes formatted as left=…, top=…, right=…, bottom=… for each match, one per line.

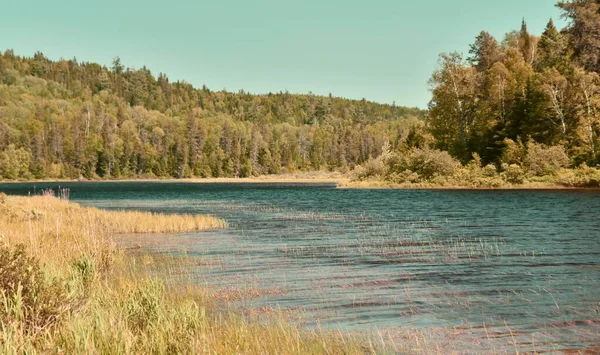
left=123, top=279, right=164, bottom=332
left=501, top=164, right=526, bottom=184
left=525, top=142, right=569, bottom=176
left=72, top=254, right=97, bottom=290
left=387, top=148, right=459, bottom=182
left=0, top=244, right=70, bottom=333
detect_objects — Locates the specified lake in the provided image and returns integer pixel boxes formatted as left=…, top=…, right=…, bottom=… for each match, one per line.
left=1, top=182, right=599, bottom=352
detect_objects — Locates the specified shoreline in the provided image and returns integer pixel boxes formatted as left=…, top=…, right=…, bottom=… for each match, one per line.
left=1, top=175, right=599, bottom=191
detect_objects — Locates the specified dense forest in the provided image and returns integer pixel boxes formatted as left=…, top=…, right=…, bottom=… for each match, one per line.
left=1, top=0, right=599, bottom=182
left=0, top=49, right=424, bottom=179
left=349, top=0, right=600, bottom=188
left=428, top=0, right=600, bottom=166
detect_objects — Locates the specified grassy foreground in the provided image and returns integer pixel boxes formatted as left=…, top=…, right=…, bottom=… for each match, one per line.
left=0, top=193, right=366, bottom=354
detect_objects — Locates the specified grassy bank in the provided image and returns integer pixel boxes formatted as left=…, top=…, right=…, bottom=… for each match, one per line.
left=0, top=193, right=366, bottom=354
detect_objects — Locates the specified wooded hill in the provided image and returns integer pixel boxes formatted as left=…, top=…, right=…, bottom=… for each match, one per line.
left=0, top=51, right=424, bottom=179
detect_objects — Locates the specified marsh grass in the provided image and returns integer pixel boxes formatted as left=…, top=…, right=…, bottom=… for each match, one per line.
left=0, top=194, right=369, bottom=354
left=2, top=193, right=589, bottom=354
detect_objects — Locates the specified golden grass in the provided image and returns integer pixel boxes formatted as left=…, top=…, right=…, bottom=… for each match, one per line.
left=0, top=194, right=369, bottom=354
left=0, top=193, right=543, bottom=354
left=95, top=209, right=227, bottom=234
left=0, top=195, right=225, bottom=270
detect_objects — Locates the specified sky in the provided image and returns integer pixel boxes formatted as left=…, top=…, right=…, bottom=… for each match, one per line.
left=1, top=0, right=565, bottom=108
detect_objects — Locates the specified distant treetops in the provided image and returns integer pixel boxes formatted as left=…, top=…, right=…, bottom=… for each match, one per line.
left=0, top=48, right=423, bottom=180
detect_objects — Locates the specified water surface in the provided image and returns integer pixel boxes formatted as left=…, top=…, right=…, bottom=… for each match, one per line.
left=1, top=182, right=599, bottom=352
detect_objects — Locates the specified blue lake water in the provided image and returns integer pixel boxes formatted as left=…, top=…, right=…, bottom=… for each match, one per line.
left=1, top=182, right=599, bottom=352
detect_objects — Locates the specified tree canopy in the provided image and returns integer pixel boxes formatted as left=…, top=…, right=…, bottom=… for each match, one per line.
left=428, top=0, right=600, bottom=166
left=0, top=49, right=424, bottom=179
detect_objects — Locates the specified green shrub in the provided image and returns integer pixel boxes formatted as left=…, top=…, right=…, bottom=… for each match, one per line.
left=501, top=163, right=526, bottom=184
left=386, top=170, right=420, bottom=184
left=0, top=244, right=70, bottom=333
left=525, top=142, right=569, bottom=176
left=123, top=279, right=164, bottom=332
left=387, top=148, right=459, bottom=182
left=482, top=164, right=498, bottom=177
left=72, top=254, right=97, bottom=290
left=555, top=165, right=600, bottom=187
left=501, top=138, right=526, bottom=166
left=353, top=157, right=387, bottom=180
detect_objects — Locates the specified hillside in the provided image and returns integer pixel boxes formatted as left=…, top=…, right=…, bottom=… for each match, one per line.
left=0, top=51, right=424, bottom=180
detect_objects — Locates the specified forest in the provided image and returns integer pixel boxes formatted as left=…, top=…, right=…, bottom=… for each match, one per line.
left=0, top=49, right=423, bottom=180
left=352, top=0, right=600, bottom=187
left=1, top=0, right=599, bottom=184
left=428, top=1, right=600, bottom=167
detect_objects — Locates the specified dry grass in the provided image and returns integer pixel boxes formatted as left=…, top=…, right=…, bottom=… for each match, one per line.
left=0, top=195, right=225, bottom=270
left=95, top=209, right=227, bottom=234
left=0, top=193, right=552, bottom=354
left=0, top=193, right=369, bottom=354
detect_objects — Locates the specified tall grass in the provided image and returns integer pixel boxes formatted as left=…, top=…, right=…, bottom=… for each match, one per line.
left=0, top=193, right=367, bottom=354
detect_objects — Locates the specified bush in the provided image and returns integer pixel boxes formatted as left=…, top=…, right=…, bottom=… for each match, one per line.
left=501, top=163, right=526, bottom=184
left=525, top=143, right=570, bottom=176
left=555, top=164, right=600, bottom=187
left=353, top=157, right=387, bottom=180
left=501, top=139, right=526, bottom=166
left=387, top=148, right=459, bottom=182
left=72, top=254, right=97, bottom=290
left=0, top=244, right=70, bottom=333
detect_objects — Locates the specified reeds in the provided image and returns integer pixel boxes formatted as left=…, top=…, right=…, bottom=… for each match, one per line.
left=0, top=193, right=368, bottom=354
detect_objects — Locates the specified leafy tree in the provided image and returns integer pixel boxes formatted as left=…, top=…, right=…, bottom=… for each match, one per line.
left=428, top=52, right=478, bottom=161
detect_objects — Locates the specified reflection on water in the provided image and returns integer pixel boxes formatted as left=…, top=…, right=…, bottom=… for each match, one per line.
left=1, top=182, right=599, bottom=352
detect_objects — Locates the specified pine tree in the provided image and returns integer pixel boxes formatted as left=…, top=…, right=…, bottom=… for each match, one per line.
left=469, top=31, right=502, bottom=72
left=535, top=18, right=566, bottom=70
left=557, top=0, right=600, bottom=73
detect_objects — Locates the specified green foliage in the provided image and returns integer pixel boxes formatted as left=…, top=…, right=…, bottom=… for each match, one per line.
left=555, top=164, right=600, bottom=187
left=0, top=50, right=425, bottom=180
left=123, top=279, right=164, bottom=332
left=387, top=148, right=459, bottom=183
left=71, top=254, right=97, bottom=290
left=500, top=139, right=527, bottom=166
left=428, top=3, right=600, bottom=167
left=501, top=164, right=526, bottom=184
left=0, top=244, right=70, bottom=333
left=525, top=142, right=570, bottom=176
left=0, top=145, right=32, bottom=179
left=354, top=157, right=387, bottom=180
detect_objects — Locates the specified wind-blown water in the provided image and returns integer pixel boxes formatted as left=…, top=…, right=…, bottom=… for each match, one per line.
left=1, top=182, right=599, bottom=352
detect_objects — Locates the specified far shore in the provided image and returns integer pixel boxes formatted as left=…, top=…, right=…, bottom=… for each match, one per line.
left=0, top=175, right=348, bottom=185
left=1, top=174, right=599, bottom=191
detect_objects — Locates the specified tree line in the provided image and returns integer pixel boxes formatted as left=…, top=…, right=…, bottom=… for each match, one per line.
left=0, top=50, right=423, bottom=179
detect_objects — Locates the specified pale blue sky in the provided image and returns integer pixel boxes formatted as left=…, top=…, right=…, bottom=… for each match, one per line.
left=1, top=0, right=564, bottom=108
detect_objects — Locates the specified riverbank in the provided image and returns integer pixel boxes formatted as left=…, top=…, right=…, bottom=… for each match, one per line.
left=0, top=193, right=365, bottom=354
left=337, top=179, right=600, bottom=190
left=0, top=171, right=349, bottom=185
left=3, top=168, right=600, bottom=190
